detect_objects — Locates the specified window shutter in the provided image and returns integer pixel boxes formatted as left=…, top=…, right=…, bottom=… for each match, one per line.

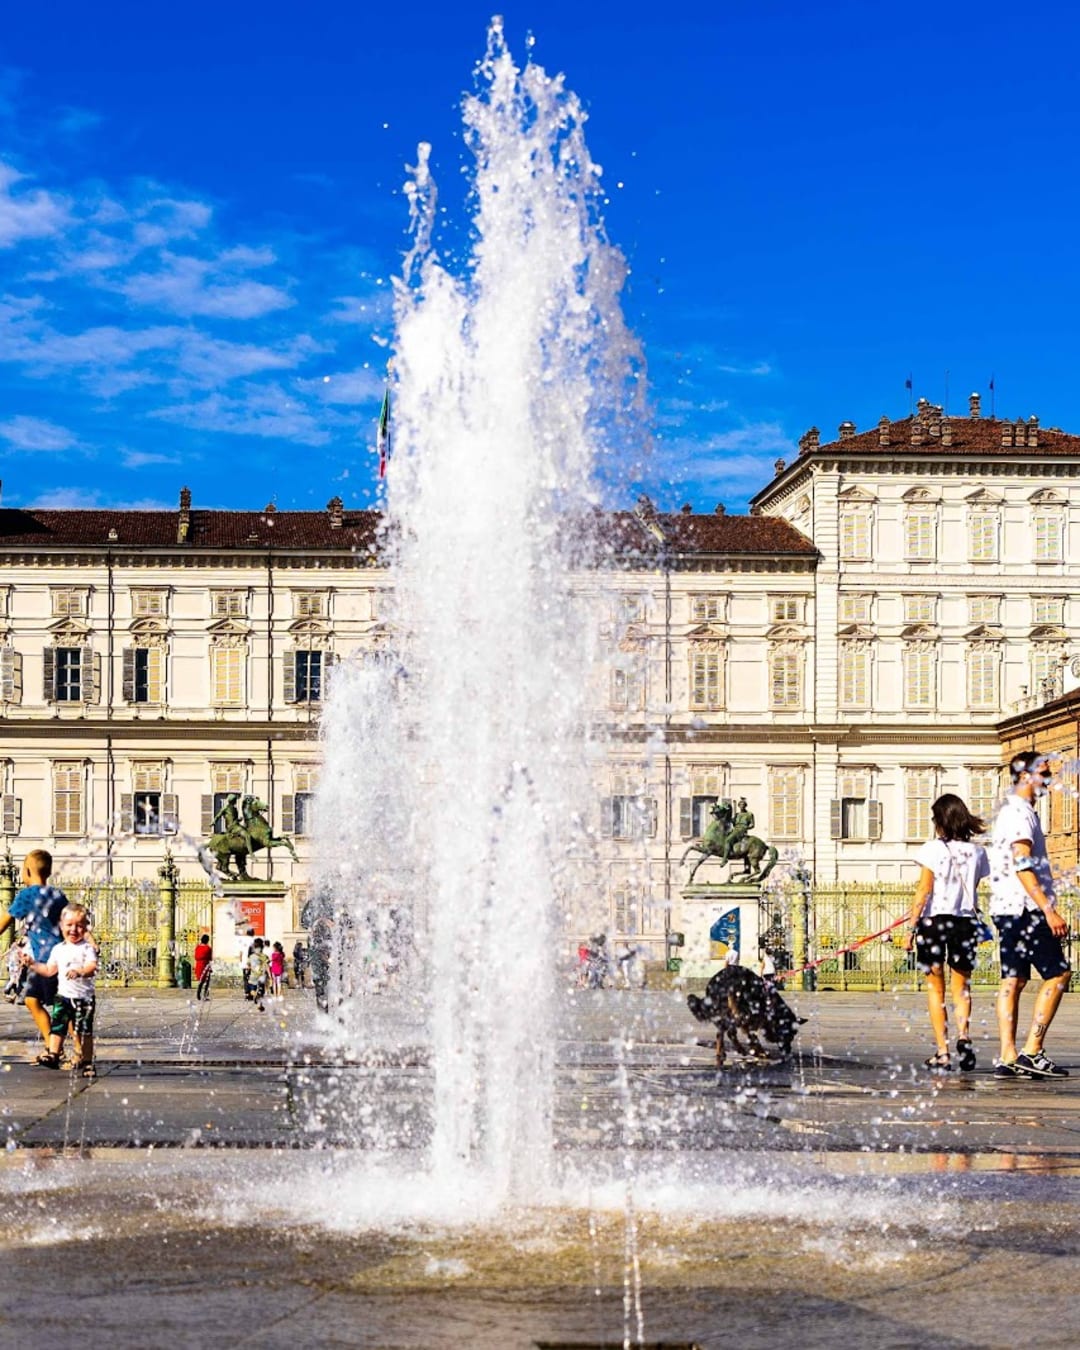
left=830, top=799, right=843, bottom=839
left=79, top=645, right=93, bottom=702
left=119, top=793, right=134, bottom=834
left=201, top=794, right=214, bottom=836
left=283, top=650, right=297, bottom=704
left=10, top=651, right=21, bottom=703
left=868, top=799, right=883, bottom=840
left=600, top=797, right=615, bottom=839
left=281, top=794, right=295, bottom=834
left=122, top=647, right=136, bottom=702
left=43, top=646, right=55, bottom=702
left=1, top=794, right=21, bottom=835
left=161, top=792, right=179, bottom=835
left=679, top=797, right=694, bottom=838
left=643, top=796, right=658, bottom=838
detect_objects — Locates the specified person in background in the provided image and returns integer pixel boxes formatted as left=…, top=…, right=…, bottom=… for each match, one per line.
left=292, top=939, right=307, bottom=991
left=0, top=850, right=68, bottom=1063
left=194, top=933, right=213, bottom=1002
left=269, top=941, right=286, bottom=997
left=247, top=938, right=269, bottom=1010
left=240, top=927, right=256, bottom=1000
left=22, top=903, right=98, bottom=1078
left=4, top=932, right=28, bottom=1003
left=906, top=793, right=989, bottom=1072
left=989, top=751, right=1071, bottom=1079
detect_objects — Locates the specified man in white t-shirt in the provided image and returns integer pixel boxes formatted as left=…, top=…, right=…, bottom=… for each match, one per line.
left=989, top=750, right=1071, bottom=1079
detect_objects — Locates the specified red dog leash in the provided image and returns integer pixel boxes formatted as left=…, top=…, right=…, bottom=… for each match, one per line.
left=778, top=914, right=909, bottom=981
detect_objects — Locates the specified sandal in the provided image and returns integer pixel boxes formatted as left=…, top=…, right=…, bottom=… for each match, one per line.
left=924, top=1050, right=952, bottom=1071
left=33, top=1052, right=60, bottom=1070
left=957, top=1038, right=977, bottom=1072
left=78, top=1063, right=97, bottom=1081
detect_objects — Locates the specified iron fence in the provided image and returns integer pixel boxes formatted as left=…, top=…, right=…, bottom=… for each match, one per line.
left=60, top=877, right=213, bottom=986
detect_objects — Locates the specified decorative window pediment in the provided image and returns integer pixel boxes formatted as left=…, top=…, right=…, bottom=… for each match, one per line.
left=287, top=618, right=330, bottom=641
left=767, top=623, right=806, bottom=643
left=206, top=617, right=251, bottom=638
left=128, top=616, right=169, bottom=639
left=902, top=486, right=940, bottom=503
left=1029, top=488, right=1065, bottom=505
left=838, top=623, right=873, bottom=640
left=965, top=624, right=1003, bottom=641
left=47, top=617, right=91, bottom=639
left=686, top=622, right=727, bottom=640
left=966, top=487, right=1003, bottom=505
left=1030, top=623, right=1068, bottom=641
left=837, top=485, right=876, bottom=503
left=901, top=623, right=937, bottom=641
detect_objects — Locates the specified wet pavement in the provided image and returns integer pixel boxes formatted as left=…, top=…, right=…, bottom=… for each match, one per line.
left=3, top=985, right=1080, bottom=1347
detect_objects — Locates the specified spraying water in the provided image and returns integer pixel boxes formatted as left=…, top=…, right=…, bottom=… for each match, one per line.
left=314, top=19, right=644, bottom=1208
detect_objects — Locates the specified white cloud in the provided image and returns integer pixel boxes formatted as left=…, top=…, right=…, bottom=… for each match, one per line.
left=151, top=384, right=332, bottom=445
left=121, top=448, right=181, bottom=469
left=0, top=414, right=79, bottom=451
left=119, top=250, right=293, bottom=319
left=653, top=421, right=797, bottom=507
left=304, top=366, right=384, bottom=405
left=715, top=360, right=773, bottom=377
left=0, top=161, right=70, bottom=247
left=25, top=486, right=171, bottom=509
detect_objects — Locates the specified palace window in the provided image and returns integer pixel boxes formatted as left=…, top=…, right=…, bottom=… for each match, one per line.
left=770, top=596, right=800, bottom=622
left=838, top=642, right=870, bottom=710
left=123, top=645, right=164, bottom=704
left=211, top=591, right=246, bottom=618
left=679, top=764, right=728, bottom=838
left=283, top=767, right=317, bottom=837
left=293, top=591, right=326, bottom=619
left=1032, top=596, right=1065, bottom=626
left=689, top=647, right=723, bottom=711
left=44, top=645, right=95, bottom=704
left=905, top=769, right=937, bottom=842
left=968, top=767, right=1002, bottom=824
left=616, top=593, right=646, bottom=625
left=601, top=771, right=657, bottom=841
left=967, top=645, right=999, bottom=711
left=203, top=765, right=247, bottom=836
left=284, top=648, right=324, bottom=704
left=122, top=763, right=177, bottom=837
left=968, top=511, right=999, bottom=562
left=211, top=642, right=245, bottom=706
left=131, top=589, right=166, bottom=618
left=1030, top=646, right=1061, bottom=702
left=1033, top=512, right=1063, bottom=562
left=52, top=762, right=85, bottom=836
left=51, top=588, right=86, bottom=618
left=611, top=660, right=646, bottom=713
left=904, top=509, right=936, bottom=561
left=690, top=595, right=724, bottom=622
left=903, top=644, right=936, bottom=710
left=839, top=508, right=871, bottom=561
left=968, top=595, right=1000, bottom=625
left=768, top=767, right=802, bottom=841
left=830, top=770, right=882, bottom=842
left=838, top=593, right=872, bottom=624
left=903, top=594, right=936, bottom=625
left=769, top=647, right=802, bottom=710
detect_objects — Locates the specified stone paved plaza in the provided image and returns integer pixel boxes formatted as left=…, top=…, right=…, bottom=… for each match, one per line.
left=3, top=985, right=1080, bottom=1347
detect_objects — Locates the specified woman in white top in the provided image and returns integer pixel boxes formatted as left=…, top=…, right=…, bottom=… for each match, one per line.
left=906, top=793, right=990, bottom=1072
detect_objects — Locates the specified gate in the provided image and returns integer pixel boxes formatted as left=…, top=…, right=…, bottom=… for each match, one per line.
left=62, top=877, right=214, bottom=986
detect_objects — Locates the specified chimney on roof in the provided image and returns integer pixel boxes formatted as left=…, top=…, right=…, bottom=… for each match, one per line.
left=911, top=418, right=927, bottom=445
left=1001, top=422, right=1014, bottom=448
left=774, top=457, right=786, bottom=475
left=798, top=427, right=820, bottom=455
left=327, top=496, right=344, bottom=529
left=264, top=502, right=277, bottom=514
left=928, top=406, right=942, bottom=437
left=177, top=486, right=192, bottom=544
left=1027, top=415, right=1039, bottom=448
left=878, top=416, right=891, bottom=446
left=969, top=392, right=981, bottom=419
left=838, top=420, right=856, bottom=440
left=714, top=503, right=726, bottom=516
left=941, top=418, right=953, bottom=447
left=681, top=503, right=693, bottom=514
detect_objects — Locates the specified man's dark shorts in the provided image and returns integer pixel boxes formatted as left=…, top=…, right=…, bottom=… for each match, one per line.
left=914, top=914, right=978, bottom=975
left=23, top=970, right=58, bottom=1005
left=995, top=911, right=1071, bottom=981
left=49, top=996, right=95, bottom=1039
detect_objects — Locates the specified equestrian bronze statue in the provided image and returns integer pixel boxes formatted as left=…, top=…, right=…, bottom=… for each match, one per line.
left=680, top=797, right=778, bottom=885
left=207, top=793, right=299, bottom=880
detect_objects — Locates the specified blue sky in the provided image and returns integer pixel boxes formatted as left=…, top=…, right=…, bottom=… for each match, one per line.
left=2, top=1, right=1079, bottom=514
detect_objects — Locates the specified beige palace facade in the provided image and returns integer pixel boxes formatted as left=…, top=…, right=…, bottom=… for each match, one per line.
left=2, top=394, right=1080, bottom=954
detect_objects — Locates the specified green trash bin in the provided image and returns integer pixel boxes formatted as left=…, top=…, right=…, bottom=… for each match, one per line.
left=177, top=955, right=192, bottom=989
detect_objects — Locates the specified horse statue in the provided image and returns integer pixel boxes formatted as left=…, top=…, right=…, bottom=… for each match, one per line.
left=208, top=793, right=299, bottom=880
left=680, top=797, right=779, bottom=885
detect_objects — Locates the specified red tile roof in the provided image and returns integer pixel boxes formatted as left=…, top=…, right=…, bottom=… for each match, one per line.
left=0, top=505, right=816, bottom=560
left=811, top=414, right=1080, bottom=458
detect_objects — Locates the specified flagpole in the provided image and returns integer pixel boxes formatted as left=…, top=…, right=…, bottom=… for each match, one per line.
left=990, top=374, right=996, bottom=420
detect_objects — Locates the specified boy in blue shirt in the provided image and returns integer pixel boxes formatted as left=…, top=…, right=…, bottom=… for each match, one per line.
left=0, top=850, right=68, bottom=1062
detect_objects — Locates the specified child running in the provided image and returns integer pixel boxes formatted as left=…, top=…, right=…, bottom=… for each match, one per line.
left=22, top=904, right=98, bottom=1078
left=906, top=793, right=989, bottom=1072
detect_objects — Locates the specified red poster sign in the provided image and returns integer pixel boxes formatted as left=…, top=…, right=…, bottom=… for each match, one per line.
left=235, top=900, right=266, bottom=936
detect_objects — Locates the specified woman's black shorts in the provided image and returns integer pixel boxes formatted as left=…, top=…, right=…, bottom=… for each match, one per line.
left=914, top=914, right=978, bottom=975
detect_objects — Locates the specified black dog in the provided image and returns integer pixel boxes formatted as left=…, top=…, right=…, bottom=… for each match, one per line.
left=687, top=966, right=806, bottom=1067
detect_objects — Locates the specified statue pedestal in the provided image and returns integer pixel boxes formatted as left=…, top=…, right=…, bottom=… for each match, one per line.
left=676, top=883, right=762, bottom=979
left=215, top=880, right=288, bottom=959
